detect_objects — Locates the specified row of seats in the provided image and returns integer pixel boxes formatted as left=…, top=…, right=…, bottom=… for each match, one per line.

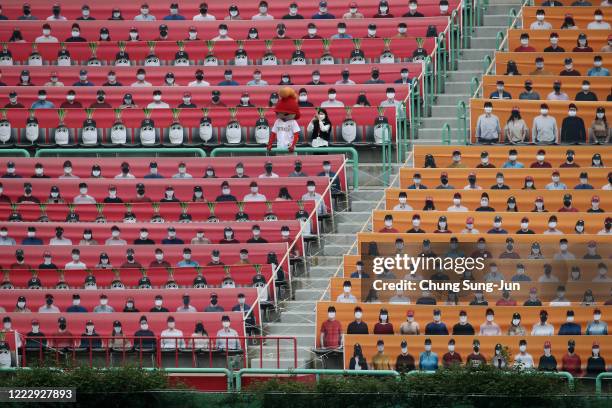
left=0, top=201, right=318, bottom=227
left=2, top=264, right=274, bottom=289
left=0, top=64, right=419, bottom=84
left=508, top=29, right=610, bottom=52
left=0, top=243, right=291, bottom=271
left=0, top=177, right=333, bottom=208
left=0, top=39, right=432, bottom=65
left=0, top=0, right=459, bottom=20
left=374, top=211, right=610, bottom=234
left=0, top=155, right=345, bottom=181
left=0, top=17, right=450, bottom=41
left=522, top=6, right=611, bottom=28
left=471, top=99, right=608, bottom=144
left=496, top=52, right=609, bottom=76
left=399, top=167, right=611, bottom=188
left=343, top=334, right=607, bottom=374
left=328, top=278, right=610, bottom=304
left=483, top=75, right=611, bottom=102
left=413, top=145, right=609, bottom=166
left=385, top=189, right=608, bottom=212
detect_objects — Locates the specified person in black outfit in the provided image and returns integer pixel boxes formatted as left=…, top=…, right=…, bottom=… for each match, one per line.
left=538, top=341, right=558, bottom=371
left=308, top=108, right=332, bottom=147
left=348, top=343, right=369, bottom=370
left=586, top=343, right=606, bottom=377
left=347, top=307, right=369, bottom=334
left=560, top=103, right=586, bottom=144
left=395, top=340, right=416, bottom=372
left=452, top=311, right=475, bottom=335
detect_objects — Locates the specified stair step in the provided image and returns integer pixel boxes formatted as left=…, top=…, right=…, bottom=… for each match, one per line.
left=335, top=211, right=371, bottom=223
left=336, top=222, right=364, bottom=234
left=420, top=117, right=457, bottom=127
left=320, top=244, right=357, bottom=256
left=266, top=322, right=315, bottom=335
left=475, top=26, right=507, bottom=36
left=310, top=255, right=343, bottom=266
left=483, top=14, right=512, bottom=26
left=460, top=49, right=496, bottom=59
left=447, top=71, right=482, bottom=81
left=276, top=310, right=316, bottom=324
left=486, top=4, right=525, bottom=15
left=350, top=200, right=380, bottom=212
left=470, top=37, right=499, bottom=49
left=349, top=190, right=385, bottom=201
left=434, top=94, right=470, bottom=105
left=321, top=233, right=362, bottom=245
left=293, top=277, right=332, bottom=290
left=294, top=288, right=325, bottom=301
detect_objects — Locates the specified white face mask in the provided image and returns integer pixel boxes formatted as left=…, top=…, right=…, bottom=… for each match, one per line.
left=536, top=14, right=544, bottom=21
left=189, top=32, right=197, bottom=39
left=72, top=31, right=80, bottom=37
left=520, top=39, right=528, bottom=45
left=568, top=110, right=577, bottom=117
left=424, top=344, right=431, bottom=351
left=519, top=345, right=527, bottom=352
left=548, top=222, right=557, bottom=229
left=141, top=324, right=148, bottom=330
left=512, top=319, right=520, bottom=326
left=343, top=286, right=351, bottom=293
left=541, top=109, right=548, bottom=115
left=155, top=253, right=163, bottom=261
left=17, top=302, right=25, bottom=308
left=72, top=254, right=79, bottom=261
left=448, top=345, right=455, bottom=352
left=112, top=230, right=120, bottom=237
left=368, top=29, right=376, bottom=36
left=486, top=315, right=494, bottom=322
left=560, top=244, right=568, bottom=251
left=153, top=95, right=162, bottom=102
left=399, top=197, right=407, bottom=204
left=307, top=186, right=316, bottom=193
left=100, top=299, right=108, bottom=306
left=384, top=220, right=393, bottom=227
left=597, top=113, right=604, bottom=119
left=413, top=219, right=420, bottom=227
left=484, top=107, right=492, bottom=113
left=386, top=93, right=395, bottom=99
left=155, top=300, right=162, bottom=306
left=521, top=223, right=528, bottom=230
left=594, top=314, right=601, bottom=320
left=222, top=321, right=230, bottom=328
left=84, top=234, right=92, bottom=240
left=136, top=74, right=145, bottom=81
left=380, top=314, right=388, bottom=322
left=354, top=312, right=362, bottom=319
left=459, top=316, right=467, bottom=323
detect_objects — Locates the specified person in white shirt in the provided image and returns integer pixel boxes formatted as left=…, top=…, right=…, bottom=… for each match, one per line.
left=447, top=193, right=468, bottom=212
left=65, top=249, right=87, bottom=270
left=247, top=70, right=269, bottom=86
left=302, top=180, right=327, bottom=215
left=188, top=70, right=209, bottom=87
left=531, top=311, right=554, bottom=336
left=543, top=215, right=563, bottom=234
left=105, top=227, right=127, bottom=246
left=243, top=182, right=267, bottom=202
left=587, top=9, right=611, bottom=29
left=38, top=294, right=61, bottom=313
left=379, top=87, right=401, bottom=109
left=147, top=91, right=170, bottom=109
left=49, top=227, right=72, bottom=245
left=134, top=4, right=156, bottom=21
left=252, top=1, right=274, bottom=20
left=336, top=281, right=358, bottom=303
left=161, top=317, right=186, bottom=349
left=393, top=192, right=413, bottom=211
left=35, top=24, right=59, bottom=43
left=320, top=89, right=344, bottom=108
left=216, top=316, right=240, bottom=350
left=172, top=162, right=193, bottom=179
left=513, top=340, right=534, bottom=369
left=73, top=183, right=96, bottom=204
left=193, top=2, right=216, bottom=20
left=93, top=295, right=115, bottom=313
left=530, top=10, right=552, bottom=29
left=131, top=69, right=152, bottom=87
left=211, top=24, right=233, bottom=41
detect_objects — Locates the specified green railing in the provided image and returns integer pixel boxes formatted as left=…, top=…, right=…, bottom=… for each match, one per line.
left=470, top=76, right=481, bottom=98
left=449, top=10, right=460, bottom=70
left=210, top=146, right=359, bottom=189
left=441, top=123, right=452, bottom=145
left=436, top=33, right=447, bottom=94
left=596, top=372, right=612, bottom=396
left=0, top=148, right=30, bottom=157
left=381, top=124, right=393, bottom=186
left=483, top=54, right=493, bottom=73
left=507, top=8, right=517, bottom=27
left=35, top=148, right=206, bottom=158
left=462, top=0, right=474, bottom=48
left=457, top=101, right=468, bottom=144
left=423, top=56, right=434, bottom=117
left=396, top=103, right=410, bottom=163
left=475, top=0, right=489, bottom=27
left=234, top=368, right=400, bottom=392
left=495, top=31, right=505, bottom=50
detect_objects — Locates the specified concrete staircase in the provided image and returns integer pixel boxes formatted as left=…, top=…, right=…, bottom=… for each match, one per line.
left=415, top=0, right=524, bottom=144
left=251, top=164, right=398, bottom=368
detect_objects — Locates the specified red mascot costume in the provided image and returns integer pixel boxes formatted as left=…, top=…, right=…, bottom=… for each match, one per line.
left=267, top=87, right=301, bottom=153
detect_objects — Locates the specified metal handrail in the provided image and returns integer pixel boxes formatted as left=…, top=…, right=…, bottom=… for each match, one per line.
left=234, top=368, right=400, bottom=391
left=596, top=372, right=612, bottom=396
left=441, top=123, right=452, bottom=145
left=0, top=148, right=30, bottom=157
left=457, top=100, right=468, bottom=144
left=210, top=146, right=358, bottom=190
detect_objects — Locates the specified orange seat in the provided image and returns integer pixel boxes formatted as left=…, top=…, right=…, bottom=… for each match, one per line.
left=507, top=29, right=610, bottom=52
left=343, top=334, right=608, bottom=371
left=412, top=145, right=610, bottom=167
left=483, top=75, right=611, bottom=102
left=385, top=188, right=610, bottom=212
left=372, top=210, right=609, bottom=234
left=469, top=99, right=608, bottom=144
left=495, top=52, right=611, bottom=76
left=522, top=6, right=612, bottom=29
left=399, top=167, right=611, bottom=188
left=328, top=277, right=610, bottom=303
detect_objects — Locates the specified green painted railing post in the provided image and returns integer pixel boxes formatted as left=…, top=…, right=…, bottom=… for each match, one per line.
left=450, top=10, right=459, bottom=70
left=396, top=103, right=408, bottom=163
left=457, top=101, right=468, bottom=144
left=470, top=76, right=480, bottom=98
left=409, top=83, right=418, bottom=142
left=234, top=368, right=400, bottom=392
left=596, top=372, right=612, bottom=396
left=441, top=123, right=452, bottom=145
left=495, top=31, right=505, bottom=50
left=483, top=54, right=492, bottom=73
left=436, top=33, right=447, bottom=94
left=0, top=149, right=30, bottom=157
left=35, top=148, right=206, bottom=158
left=210, top=147, right=359, bottom=190
left=462, top=0, right=473, bottom=48
left=381, top=124, right=392, bottom=186
left=423, top=57, right=433, bottom=117
left=507, top=8, right=517, bottom=27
